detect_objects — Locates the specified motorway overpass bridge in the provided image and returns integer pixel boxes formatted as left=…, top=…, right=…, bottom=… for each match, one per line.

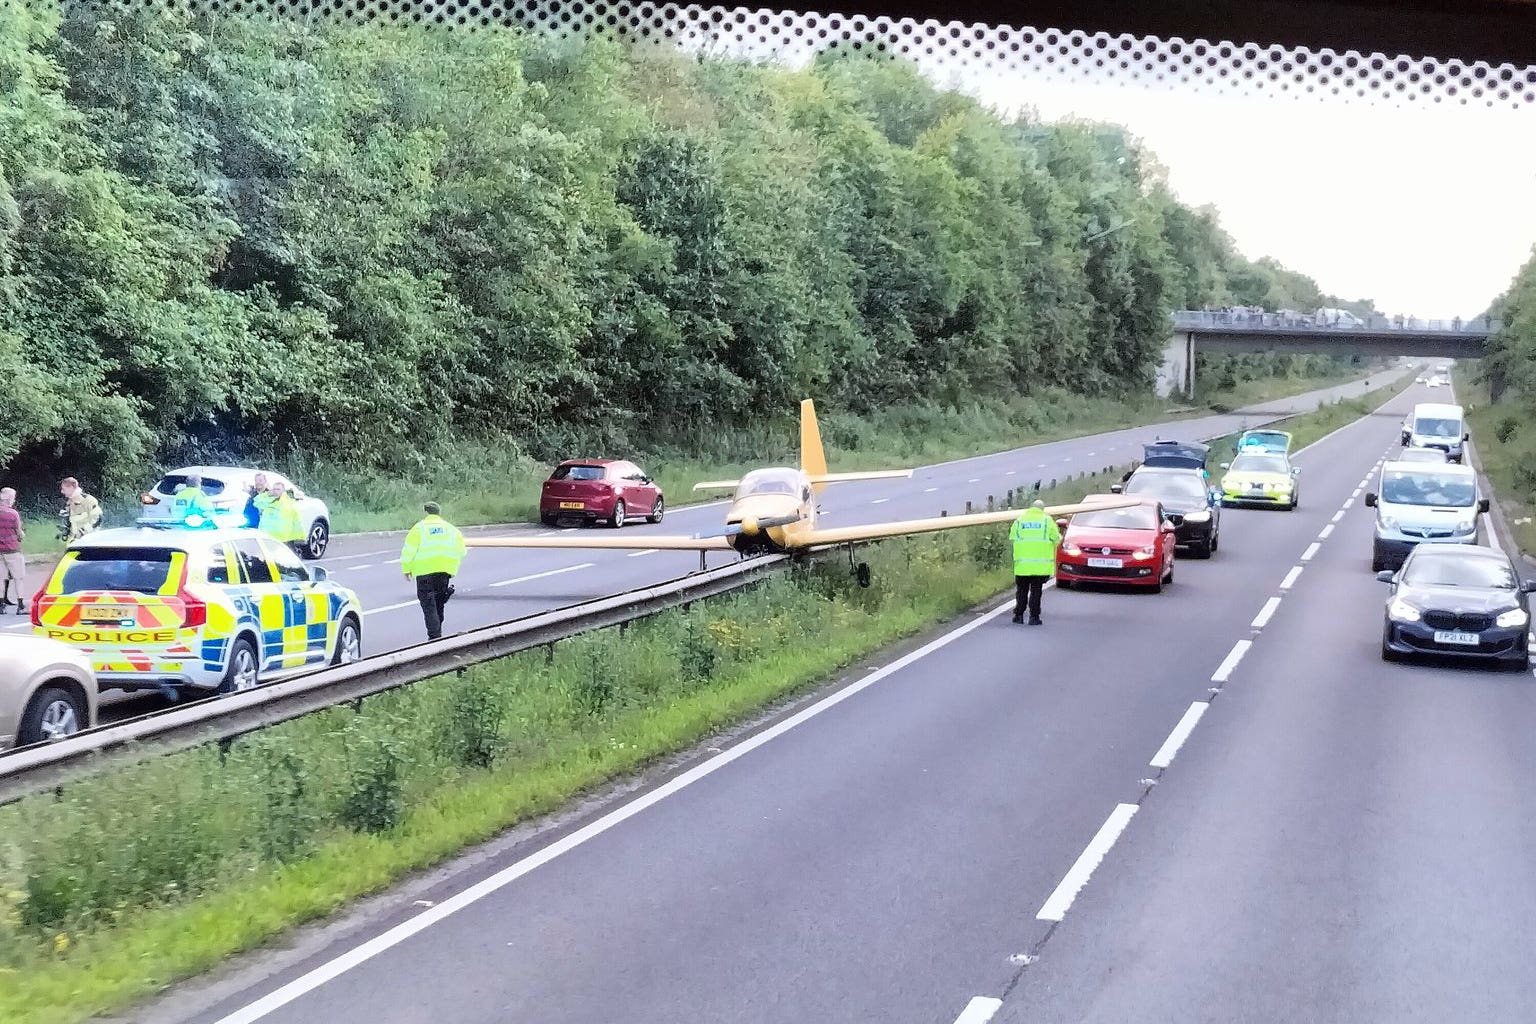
left=1158, top=311, right=1497, bottom=396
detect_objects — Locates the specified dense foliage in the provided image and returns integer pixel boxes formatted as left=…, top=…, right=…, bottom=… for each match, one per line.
left=0, top=5, right=1361, bottom=496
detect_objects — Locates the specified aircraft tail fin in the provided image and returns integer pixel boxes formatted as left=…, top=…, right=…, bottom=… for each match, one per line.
left=801, top=399, right=830, bottom=492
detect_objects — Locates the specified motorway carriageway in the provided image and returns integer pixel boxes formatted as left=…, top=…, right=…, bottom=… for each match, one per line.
left=9, top=372, right=1401, bottom=726
left=133, top=375, right=1533, bottom=1024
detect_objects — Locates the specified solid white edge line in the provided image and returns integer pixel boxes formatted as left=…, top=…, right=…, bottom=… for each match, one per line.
left=1036, top=803, right=1139, bottom=922
left=953, top=996, right=1004, bottom=1024
left=1301, top=542, right=1321, bottom=562
left=1250, top=596, right=1282, bottom=629
left=1211, top=639, right=1252, bottom=683
left=626, top=550, right=658, bottom=558
left=211, top=598, right=1019, bottom=1024
left=488, top=563, right=595, bottom=588
left=1149, top=701, right=1209, bottom=769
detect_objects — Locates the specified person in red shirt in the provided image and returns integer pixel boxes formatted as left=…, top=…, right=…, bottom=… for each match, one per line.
left=0, top=487, right=25, bottom=614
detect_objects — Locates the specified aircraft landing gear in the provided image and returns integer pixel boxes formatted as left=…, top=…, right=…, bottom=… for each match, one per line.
left=845, top=544, right=872, bottom=588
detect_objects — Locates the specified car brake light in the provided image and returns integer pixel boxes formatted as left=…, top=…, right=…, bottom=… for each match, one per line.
left=179, top=589, right=208, bottom=629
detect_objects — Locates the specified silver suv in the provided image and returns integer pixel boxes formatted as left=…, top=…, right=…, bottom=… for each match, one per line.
left=0, top=634, right=98, bottom=749
left=1366, top=461, right=1487, bottom=572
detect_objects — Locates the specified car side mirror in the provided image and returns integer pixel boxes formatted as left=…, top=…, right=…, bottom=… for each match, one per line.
left=309, top=566, right=328, bottom=584
left=1375, top=570, right=1396, bottom=583
left=1364, top=492, right=1378, bottom=507
left=1479, top=498, right=1490, bottom=513
left=1522, top=580, right=1536, bottom=593
left=1463, top=432, right=1470, bottom=441
left=1291, top=467, right=1300, bottom=476
left=1109, top=484, right=1123, bottom=494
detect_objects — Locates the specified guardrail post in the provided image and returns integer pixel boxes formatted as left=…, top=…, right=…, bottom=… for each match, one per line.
left=941, top=509, right=947, bottom=517
left=965, top=500, right=973, bottom=514
left=987, top=495, right=995, bottom=512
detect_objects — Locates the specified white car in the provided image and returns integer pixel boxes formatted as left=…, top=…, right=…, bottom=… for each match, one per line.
left=139, top=466, right=333, bottom=559
left=0, top=634, right=98, bottom=749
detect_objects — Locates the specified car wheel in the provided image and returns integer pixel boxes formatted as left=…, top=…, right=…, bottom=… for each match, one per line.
left=1055, top=578, right=1071, bottom=590
left=217, top=637, right=260, bottom=695
left=304, top=519, right=330, bottom=560
left=540, top=513, right=558, bottom=527
left=1165, top=559, right=1175, bottom=585
left=331, top=616, right=362, bottom=666
left=1499, top=654, right=1530, bottom=673
left=648, top=496, right=665, bottom=524
left=610, top=500, right=627, bottom=529
left=1210, top=530, right=1220, bottom=554
left=1195, top=539, right=1212, bottom=559
left=17, top=685, right=86, bottom=746
left=1150, top=573, right=1164, bottom=594
left=1380, top=642, right=1401, bottom=663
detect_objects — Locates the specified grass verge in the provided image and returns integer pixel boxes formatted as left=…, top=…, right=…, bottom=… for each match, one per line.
left=12, top=371, right=1373, bottom=559
left=1454, top=366, right=1536, bottom=556
left=0, top=468, right=1129, bottom=1024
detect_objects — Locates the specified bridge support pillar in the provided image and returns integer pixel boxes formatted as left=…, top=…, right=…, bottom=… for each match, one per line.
left=1157, top=331, right=1195, bottom=398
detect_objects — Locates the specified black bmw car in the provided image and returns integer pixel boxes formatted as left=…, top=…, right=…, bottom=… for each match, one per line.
left=1114, top=442, right=1222, bottom=558
left=1378, top=544, right=1536, bottom=671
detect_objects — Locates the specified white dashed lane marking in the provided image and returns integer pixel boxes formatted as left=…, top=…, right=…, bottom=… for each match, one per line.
left=952, top=997, right=1003, bottom=1024
left=1150, top=701, right=1209, bottom=769
left=1331, top=510, right=1345, bottom=523
left=1211, top=640, right=1252, bottom=683
left=1036, top=804, right=1139, bottom=922
left=1301, top=542, right=1321, bottom=562
left=1318, top=525, right=1334, bottom=540
left=489, top=563, right=595, bottom=589
left=1280, top=565, right=1304, bottom=590
left=1251, top=597, right=1282, bottom=629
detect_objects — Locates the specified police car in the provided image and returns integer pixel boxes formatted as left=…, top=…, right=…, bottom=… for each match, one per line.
left=32, top=523, right=363, bottom=695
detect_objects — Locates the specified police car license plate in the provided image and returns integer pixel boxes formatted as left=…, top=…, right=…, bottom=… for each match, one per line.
left=1249, top=483, right=1264, bottom=491
left=81, top=604, right=126, bottom=625
left=1433, top=630, right=1479, bottom=646
left=559, top=502, right=584, bottom=510
left=1087, top=557, right=1123, bottom=569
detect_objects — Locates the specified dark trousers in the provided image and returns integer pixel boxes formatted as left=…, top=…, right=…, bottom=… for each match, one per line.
left=416, top=572, right=454, bottom=639
left=1014, top=575, right=1045, bottom=621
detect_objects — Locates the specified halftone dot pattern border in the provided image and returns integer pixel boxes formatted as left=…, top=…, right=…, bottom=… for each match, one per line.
left=62, top=0, right=1536, bottom=106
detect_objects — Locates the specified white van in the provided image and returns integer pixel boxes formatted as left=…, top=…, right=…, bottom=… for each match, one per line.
left=1403, top=402, right=1467, bottom=463
left=1365, top=460, right=1487, bottom=571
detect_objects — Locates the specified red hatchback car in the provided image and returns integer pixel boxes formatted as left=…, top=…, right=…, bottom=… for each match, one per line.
left=539, top=459, right=665, bottom=528
left=1055, top=495, right=1177, bottom=592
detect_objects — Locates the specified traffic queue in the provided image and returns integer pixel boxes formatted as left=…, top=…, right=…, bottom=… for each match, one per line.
left=1, top=388, right=1523, bottom=754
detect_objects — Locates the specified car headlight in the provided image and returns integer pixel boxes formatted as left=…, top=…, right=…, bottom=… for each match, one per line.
left=1184, top=510, right=1210, bottom=523
left=1062, top=542, right=1082, bottom=556
left=1455, top=519, right=1476, bottom=534
left=1379, top=514, right=1399, bottom=531
left=1388, top=597, right=1422, bottom=622
left=1133, top=546, right=1155, bottom=560
left=1272, top=479, right=1293, bottom=491
left=1496, top=607, right=1529, bottom=628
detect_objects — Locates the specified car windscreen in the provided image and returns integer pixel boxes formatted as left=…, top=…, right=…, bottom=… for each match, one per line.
left=551, top=465, right=605, bottom=481
left=1380, top=471, right=1476, bottom=507
left=1413, top=417, right=1461, bottom=438
left=1230, top=454, right=1288, bottom=474
left=1071, top=505, right=1158, bottom=530
left=1403, top=555, right=1517, bottom=590
left=58, top=548, right=177, bottom=594
left=1396, top=449, right=1447, bottom=463
left=1125, top=472, right=1207, bottom=503
left=156, top=474, right=228, bottom=496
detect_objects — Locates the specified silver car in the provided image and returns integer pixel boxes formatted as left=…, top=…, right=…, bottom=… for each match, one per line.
left=1365, top=461, right=1486, bottom=572
left=0, top=634, right=98, bottom=749
left=138, top=466, right=333, bottom=559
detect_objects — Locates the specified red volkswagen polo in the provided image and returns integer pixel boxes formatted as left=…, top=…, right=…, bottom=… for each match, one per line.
left=1055, top=495, right=1177, bottom=592
left=539, top=459, right=665, bottom=528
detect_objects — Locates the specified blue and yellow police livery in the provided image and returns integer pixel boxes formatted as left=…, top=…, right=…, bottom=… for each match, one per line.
left=34, top=524, right=362, bottom=694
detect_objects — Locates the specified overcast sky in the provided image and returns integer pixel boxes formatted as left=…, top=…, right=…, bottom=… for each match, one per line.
left=975, top=78, right=1536, bottom=319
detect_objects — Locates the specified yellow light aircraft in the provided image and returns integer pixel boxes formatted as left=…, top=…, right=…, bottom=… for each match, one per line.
left=467, top=400, right=1132, bottom=583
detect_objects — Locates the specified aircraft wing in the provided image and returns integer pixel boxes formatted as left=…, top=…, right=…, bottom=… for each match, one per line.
left=464, top=535, right=734, bottom=551
left=808, top=470, right=914, bottom=485
left=791, top=498, right=1140, bottom=547
left=692, top=480, right=741, bottom=492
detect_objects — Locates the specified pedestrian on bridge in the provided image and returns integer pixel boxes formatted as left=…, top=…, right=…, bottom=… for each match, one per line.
left=1009, top=499, right=1060, bottom=626
left=401, top=502, right=466, bottom=641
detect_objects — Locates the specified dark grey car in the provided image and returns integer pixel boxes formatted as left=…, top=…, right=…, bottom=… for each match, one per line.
left=1378, top=545, right=1535, bottom=671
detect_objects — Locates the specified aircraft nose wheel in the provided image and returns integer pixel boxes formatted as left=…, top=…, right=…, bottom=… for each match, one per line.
left=855, top=562, right=872, bottom=588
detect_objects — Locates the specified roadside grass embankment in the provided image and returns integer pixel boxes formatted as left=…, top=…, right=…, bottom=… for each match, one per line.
left=11, top=371, right=1370, bottom=560
left=0, top=467, right=1126, bottom=1024
left=1454, top=367, right=1536, bottom=557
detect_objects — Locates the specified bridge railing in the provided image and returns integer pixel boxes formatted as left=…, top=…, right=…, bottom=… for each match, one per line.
left=1172, top=311, right=1499, bottom=334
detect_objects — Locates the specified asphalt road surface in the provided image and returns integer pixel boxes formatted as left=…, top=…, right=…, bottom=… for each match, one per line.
left=137, top=373, right=1526, bottom=1024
